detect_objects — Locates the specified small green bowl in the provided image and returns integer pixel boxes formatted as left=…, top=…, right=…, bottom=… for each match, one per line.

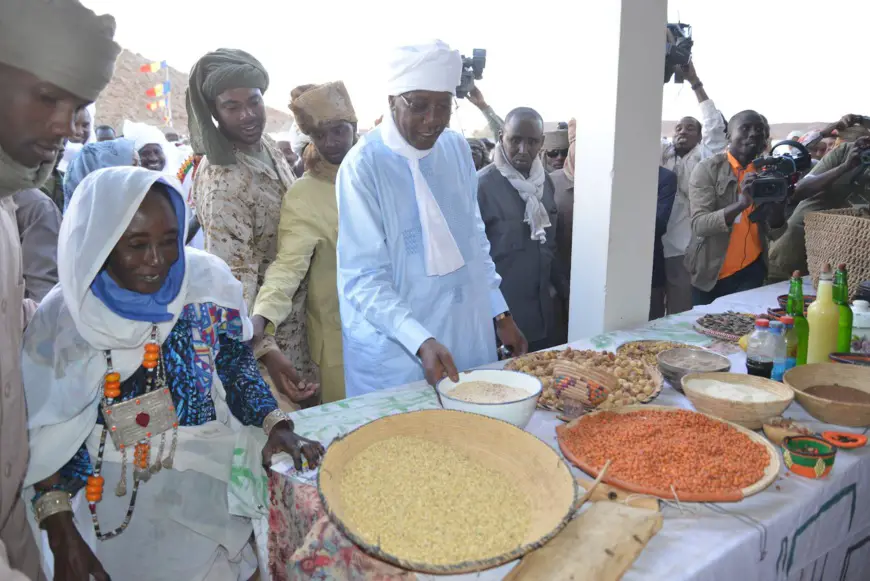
left=782, top=435, right=836, bottom=479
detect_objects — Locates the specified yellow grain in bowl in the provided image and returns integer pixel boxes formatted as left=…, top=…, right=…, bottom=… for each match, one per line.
left=339, top=436, right=530, bottom=565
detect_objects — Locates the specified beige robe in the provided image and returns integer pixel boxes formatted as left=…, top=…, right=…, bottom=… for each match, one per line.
left=0, top=197, right=43, bottom=580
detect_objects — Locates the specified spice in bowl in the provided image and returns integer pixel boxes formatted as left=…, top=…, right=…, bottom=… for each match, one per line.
left=445, top=381, right=532, bottom=404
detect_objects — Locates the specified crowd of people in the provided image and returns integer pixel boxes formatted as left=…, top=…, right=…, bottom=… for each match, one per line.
left=1, top=1, right=869, bottom=580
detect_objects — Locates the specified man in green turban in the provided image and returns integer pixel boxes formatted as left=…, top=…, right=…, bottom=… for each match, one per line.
left=0, top=1, right=119, bottom=578
left=187, top=49, right=320, bottom=411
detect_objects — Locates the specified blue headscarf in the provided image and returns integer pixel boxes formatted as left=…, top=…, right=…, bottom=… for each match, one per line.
left=63, top=138, right=136, bottom=212
left=90, top=179, right=188, bottom=323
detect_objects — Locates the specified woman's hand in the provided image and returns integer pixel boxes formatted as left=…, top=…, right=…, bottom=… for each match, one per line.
left=44, top=512, right=110, bottom=581
left=261, top=422, right=325, bottom=471
left=261, top=350, right=320, bottom=403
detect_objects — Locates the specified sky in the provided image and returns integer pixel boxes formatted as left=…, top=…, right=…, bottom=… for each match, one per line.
left=82, top=0, right=866, bottom=133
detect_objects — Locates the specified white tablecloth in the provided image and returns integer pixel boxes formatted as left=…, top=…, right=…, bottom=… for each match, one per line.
left=273, top=280, right=870, bottom=581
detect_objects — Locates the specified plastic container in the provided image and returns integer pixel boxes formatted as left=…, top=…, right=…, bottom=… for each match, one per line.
left=780, top=316, right=799, bottom=373
left=746, top=318, right=774, bottom=379
left=807, top=264, right=841, bottom=364
left=851, top=300, right=870, bottom=354
left=770, top=321, right=787, bottom=381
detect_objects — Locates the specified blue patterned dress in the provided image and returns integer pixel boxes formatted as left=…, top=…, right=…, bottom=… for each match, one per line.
left=54, top=302, right=278, bottom=494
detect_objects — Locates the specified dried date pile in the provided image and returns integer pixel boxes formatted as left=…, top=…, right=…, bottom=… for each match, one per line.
left=505, top=348, right=660, bottom=410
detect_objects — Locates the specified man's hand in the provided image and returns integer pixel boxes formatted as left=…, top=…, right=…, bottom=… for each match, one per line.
left=467, top=86, right=487, bottom=110
left=261, top=422, right=325, bottom=471
left=261, top=350, right=319, bottom=403
left=680, top=61, right=700, bottom=85
left=838, top=114, right=867, bottom=131
left=251, top=314, right=268, bottom=346
left=417, top=338, right=459, bottom=386
left=739, top=173, right=757, bottom=210
left=45, top=512, right=110, bottom=581
left=845, top=137, right=870, bottom=170
left=496, top=316, right=529, bottom=357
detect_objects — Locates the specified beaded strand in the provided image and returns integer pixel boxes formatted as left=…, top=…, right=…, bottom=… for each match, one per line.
left=88, top=326, right=165, bottom=540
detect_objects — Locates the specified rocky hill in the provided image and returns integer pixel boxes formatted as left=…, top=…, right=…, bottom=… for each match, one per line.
left=95, top=49, right=293, bottom=136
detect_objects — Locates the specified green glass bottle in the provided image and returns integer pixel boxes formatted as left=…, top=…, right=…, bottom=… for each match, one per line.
left=834, top=263, right=853, bottom=353
left=786, top=270, right=810, bottom=365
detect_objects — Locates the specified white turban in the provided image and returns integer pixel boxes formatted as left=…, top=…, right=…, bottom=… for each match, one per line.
left=122, top=120, right=184, bottom=176
left=287, top=122, right=310, bottom=155
left=386, top=40, right=462, bottom=96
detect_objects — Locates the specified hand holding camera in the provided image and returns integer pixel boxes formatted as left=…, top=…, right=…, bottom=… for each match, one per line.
left=738, top=173, right=756, bottom=211
left=845, top=136, right=870, bottom=170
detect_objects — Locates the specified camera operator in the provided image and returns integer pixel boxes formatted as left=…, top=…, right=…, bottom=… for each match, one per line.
left=686, top=110, right=787, bottom=306
left=660, top=61, right=727, bottom=315
left=768, top=114, right=870, bottom=282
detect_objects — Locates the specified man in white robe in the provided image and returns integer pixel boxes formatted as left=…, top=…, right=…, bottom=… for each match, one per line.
left=336, top=40, right=527, bottom=396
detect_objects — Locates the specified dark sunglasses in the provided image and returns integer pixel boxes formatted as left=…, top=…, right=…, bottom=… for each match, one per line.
left=546, top=148, right=569, bottom=158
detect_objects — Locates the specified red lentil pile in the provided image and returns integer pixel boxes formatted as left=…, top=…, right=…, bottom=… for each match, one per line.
left=562, top=409, right=769, bottom=494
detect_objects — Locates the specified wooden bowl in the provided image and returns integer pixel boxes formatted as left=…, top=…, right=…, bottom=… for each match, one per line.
left=556, top=405, right=781, bottom=503
left=318, top=409, right=578, bottom=574
left=762, top=416, right=814, bottom=446
left=657, top=348, right=731, bottom=393
left=777, top=294, right=814, bottom=313
left=782, top=435, right=836, bottom=479
left=681, top=373, right=794, bottom=429
left=828, top=353, right=870, bottom=367
left=783, top=364, right=870, bottom=427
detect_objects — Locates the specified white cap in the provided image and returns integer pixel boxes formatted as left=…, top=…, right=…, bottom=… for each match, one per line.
left=385, top=40, right=462, bottom=96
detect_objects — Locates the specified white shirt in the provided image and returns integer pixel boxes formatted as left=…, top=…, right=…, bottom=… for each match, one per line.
left=660, top=99, right=727, bottom=258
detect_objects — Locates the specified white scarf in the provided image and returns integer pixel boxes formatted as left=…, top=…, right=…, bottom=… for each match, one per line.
left=493, top=142, right=550, bottom=243
left=22, top=166, right=251, bottom=485
left=380, top=111, right=465, bottom=276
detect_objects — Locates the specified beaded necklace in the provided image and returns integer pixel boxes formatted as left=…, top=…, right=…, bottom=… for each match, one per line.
left=86, top=325, right=179, bottom=540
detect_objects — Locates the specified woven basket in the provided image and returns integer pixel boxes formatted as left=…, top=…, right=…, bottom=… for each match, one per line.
left=681, top=372, right=794, bottom=429
left=318, top=409, right=578, bottom=574
left=805, top=208, right=870, bottom=299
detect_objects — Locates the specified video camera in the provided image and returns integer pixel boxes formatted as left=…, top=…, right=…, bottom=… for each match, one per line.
left=456, top=49, right=486, bottom=99
left=664, top=23, right=693, bottom=84
left=747, top=139, right=812, bottom=222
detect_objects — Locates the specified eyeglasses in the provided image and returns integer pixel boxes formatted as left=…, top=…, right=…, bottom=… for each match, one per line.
left=399, top=94, right=457, bottom=116
left=546, top=148, right=569, bottom=158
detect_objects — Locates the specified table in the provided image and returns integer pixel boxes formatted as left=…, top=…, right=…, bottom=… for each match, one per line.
left=240, top=280, right=870, bottom=581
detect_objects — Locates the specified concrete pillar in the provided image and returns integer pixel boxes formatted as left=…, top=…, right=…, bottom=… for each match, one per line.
left=568, top=0, right=668, bottom=341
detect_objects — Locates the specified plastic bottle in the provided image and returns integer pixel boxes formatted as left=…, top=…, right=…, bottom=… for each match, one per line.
left=807, top=263, right=840, bottom=364
left=834, top=263, right=853, bottom=353
left=780, top=316, right=799, bottom=373
left=786, top=271, right=810, bottom=366
left=746, top=318, right=774, bottom=378
left=770, top=320, right=787, bottom=381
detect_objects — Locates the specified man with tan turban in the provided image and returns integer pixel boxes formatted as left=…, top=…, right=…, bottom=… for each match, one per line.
left=0, top=1, right=119, bottom=578
left=252, top=82, right=358, bottom=403
left=187, top=49, right=318, bottom=411
left=541, top=128, right=570, bottom=173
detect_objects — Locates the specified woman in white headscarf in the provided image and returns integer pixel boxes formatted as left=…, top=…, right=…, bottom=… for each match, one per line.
left=21, top=166, right=324, bottom=581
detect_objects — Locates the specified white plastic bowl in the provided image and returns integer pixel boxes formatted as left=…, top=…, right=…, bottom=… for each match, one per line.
left=436, top=369, right=542, bottom=429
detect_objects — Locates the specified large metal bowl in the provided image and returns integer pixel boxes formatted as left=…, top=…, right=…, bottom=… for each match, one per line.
left=657, top=347, right=731, bottom=392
